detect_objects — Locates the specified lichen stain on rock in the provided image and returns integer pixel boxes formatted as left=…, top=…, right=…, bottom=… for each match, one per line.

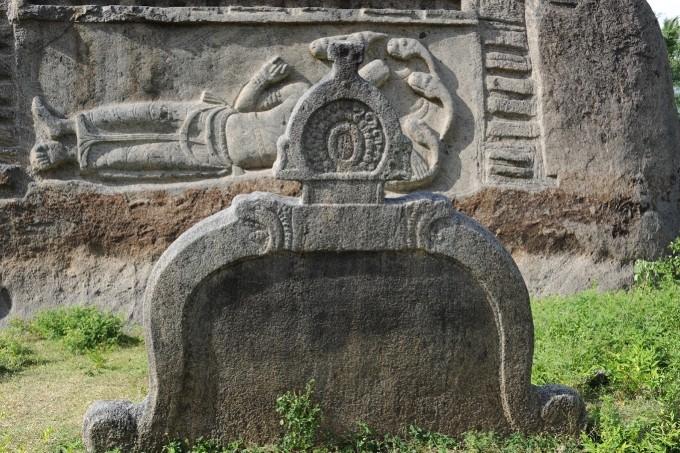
left=453, top=188, right=642, bottom=256
left=0, top=179, right=300, bottom=260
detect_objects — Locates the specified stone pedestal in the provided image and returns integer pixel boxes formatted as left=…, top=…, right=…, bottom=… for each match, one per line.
left=83, top=41, right=584, bottom=453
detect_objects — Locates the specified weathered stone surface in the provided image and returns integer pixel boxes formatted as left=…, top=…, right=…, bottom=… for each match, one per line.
left=83, top=194, right=584, bottom=451
left=523, top=0, right=680, bottom=292
left=0, top=0, right=678, bottom=320
left=83, top=45, right=584, bottom=449
left=0, top=178, right=299, bottom=323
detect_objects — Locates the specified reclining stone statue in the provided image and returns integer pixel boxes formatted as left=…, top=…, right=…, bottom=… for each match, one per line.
left=30, top=56, right=310, bottom=179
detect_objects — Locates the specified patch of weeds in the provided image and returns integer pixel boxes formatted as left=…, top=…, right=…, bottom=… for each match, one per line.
left=0, top=333, right=35, bottom=375
left=276, top=380, right=322, bottom=452
left=581, top=396, right=680, bottom=452
left=344, top=421, right=384, bottom=452
left=495, top=432, right=581, bottom=452
left=161, top=438, right=259, bottom=453
left=82, top=349, right=110, bottom=376
left=39, top=426, right=84, bottom=453
left=532, top=276, right=680, bottom=451
left=634, top=236, right=680, bottom=286
left=29, top=307, right=138, bottom=354
left=404, top=424, right=461, bottom=451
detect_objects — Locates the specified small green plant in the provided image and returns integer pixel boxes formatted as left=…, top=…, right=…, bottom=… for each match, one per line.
left=403, top=424, right=460, bottom=451
left=347, top=422, right=384, bottom=452
left=276, top=380, right=322, bottom=452
left=160, top=438, right=250, bottom=453
left=39, top=426, right=84, bottom=453
left=83, top=349, right=110, bottom=376
left=162, top=440, right=184, bottom=453
left=634, top=237, right=680, bottom=286
left=0, top=334, right=34, bottom=375
left=581, top=396, right=680, bottom=452
left=29, top=307, right=132, bottom=354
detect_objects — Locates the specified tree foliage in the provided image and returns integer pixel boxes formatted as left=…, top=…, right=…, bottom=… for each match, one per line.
left=661, top=17, right=680, bottom=108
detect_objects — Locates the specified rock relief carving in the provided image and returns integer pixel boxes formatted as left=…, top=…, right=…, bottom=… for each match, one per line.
left=30, top=33, right=454, bottom=191
left=80, top=40, right=584, bottom=452
left=308, top=32, right=454, bottom=190
left=385, top=37, right=454, bottom=191
left=275, top=40, right=411, bottom=186
left=235, top=198, right=293, bottom=253
left=30, top=56, right=309, bottom=179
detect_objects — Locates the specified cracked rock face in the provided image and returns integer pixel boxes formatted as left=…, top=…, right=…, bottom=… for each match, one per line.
left=0, top=0, right=678, bottom=322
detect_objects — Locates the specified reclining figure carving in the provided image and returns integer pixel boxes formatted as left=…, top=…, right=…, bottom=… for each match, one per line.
left=30, top=33, right=454, bottom=190
left=30, top=56, right=309, bottom=179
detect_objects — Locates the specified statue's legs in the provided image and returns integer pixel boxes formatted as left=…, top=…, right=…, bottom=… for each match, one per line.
left=31, top=97, right=232, bottom=177
left=86, top=142, right=230, bottom=179
left=82, top=101, right=194, bottom=133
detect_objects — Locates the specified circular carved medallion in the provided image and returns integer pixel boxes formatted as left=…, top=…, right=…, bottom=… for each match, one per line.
left=302, top=99, right=385, bottom=173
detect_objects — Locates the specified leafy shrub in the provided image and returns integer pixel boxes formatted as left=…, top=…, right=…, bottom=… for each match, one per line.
left=533, top=276, right=680, bottom=451
left=0, top=334, right=34, bottom=375
left=30, top=307, right=128, bottom=353
left=276, top=380, right=322, bottom=452
left=581, top=396, right=680, bottom=453
left=634, top=237, right=680, bottom=286
left=662, top=17, right=680, bottom=111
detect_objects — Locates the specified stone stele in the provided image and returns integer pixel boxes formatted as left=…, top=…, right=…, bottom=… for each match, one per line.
left=1, top=0, right=679, bottom=324
left=83, top=41, right=585, bottom=453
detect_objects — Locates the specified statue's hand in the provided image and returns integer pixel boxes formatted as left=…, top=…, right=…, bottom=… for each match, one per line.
left=257, top=56, right=290, bottom=85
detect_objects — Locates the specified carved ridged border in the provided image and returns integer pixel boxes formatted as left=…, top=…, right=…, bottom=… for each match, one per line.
left=10, top=5, right=478, bottom=25
left=479, top=4, right=544, bottom=184
left=0, top=2, right=17, bottom=163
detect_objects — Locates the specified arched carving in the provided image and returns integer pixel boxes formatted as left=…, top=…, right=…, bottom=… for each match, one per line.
left=83, top=37, right=582, bottom=453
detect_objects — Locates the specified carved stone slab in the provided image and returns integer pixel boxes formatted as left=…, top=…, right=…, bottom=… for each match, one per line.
left=83, top=40, right=584, bottom=452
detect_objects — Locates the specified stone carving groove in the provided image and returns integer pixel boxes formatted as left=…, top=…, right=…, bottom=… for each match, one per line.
left=549, top=0, right=578, bottom=7
left=0, top=1, right=17, bottom=164
left=479, top=1, right=546, bottom=184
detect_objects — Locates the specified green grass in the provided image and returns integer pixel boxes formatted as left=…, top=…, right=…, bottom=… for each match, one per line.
left=27, top=307, right=138, bottom=354
left=1, top=275, right=679, bottom=452
left=532, top=282, right=680, bottom=452
left=0, top=335, right=35, bottom=375
left=0, top=311, right=147, bottom=453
